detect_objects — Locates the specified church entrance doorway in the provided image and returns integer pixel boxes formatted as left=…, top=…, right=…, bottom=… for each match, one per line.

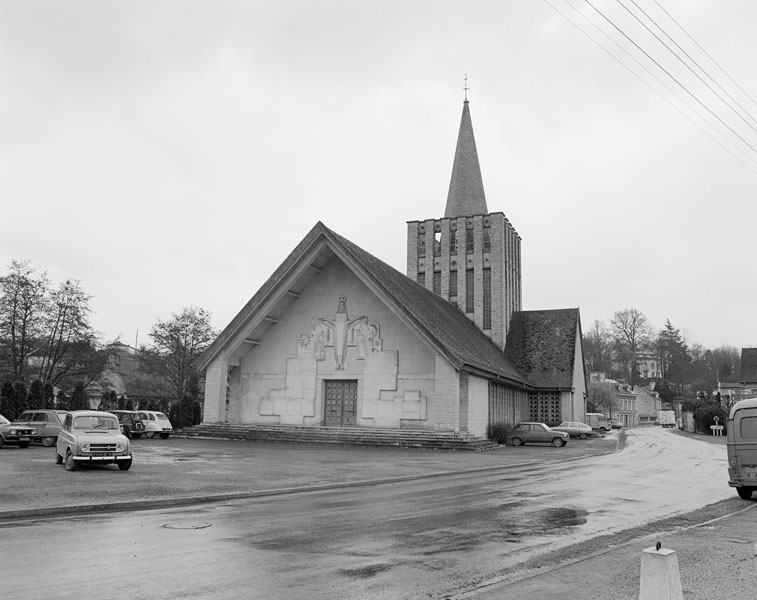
left=324, top=380, right=358, bottom=427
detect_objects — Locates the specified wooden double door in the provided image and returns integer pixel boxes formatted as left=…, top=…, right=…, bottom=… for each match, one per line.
left=324, top=380, right=357, bottom=426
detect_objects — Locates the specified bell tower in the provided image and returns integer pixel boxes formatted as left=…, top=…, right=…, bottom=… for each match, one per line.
left=406, top=99, right=522, bottom=350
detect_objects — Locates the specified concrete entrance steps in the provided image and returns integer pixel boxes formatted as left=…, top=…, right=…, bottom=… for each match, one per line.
left=180, top=423, right=499, bottom=451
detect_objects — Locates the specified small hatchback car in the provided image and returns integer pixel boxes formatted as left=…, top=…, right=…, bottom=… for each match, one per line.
left=16, top=409, right=65, bottom=446
left=110, top=410, right=145, bottom=439
left=56, top=411, right=132, bottom=471
left=0, top=414, right=37, bottom=449
left=509, top=422, right=570, bottom=447
left=138, top=410, right=173, bottom=439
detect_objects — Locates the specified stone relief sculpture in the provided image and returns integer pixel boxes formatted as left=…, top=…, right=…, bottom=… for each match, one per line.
left=297, top=297, right=381, bottom=369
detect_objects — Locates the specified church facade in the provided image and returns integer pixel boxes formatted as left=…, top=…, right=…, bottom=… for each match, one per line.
left=199, top=100, right=587, bottom=439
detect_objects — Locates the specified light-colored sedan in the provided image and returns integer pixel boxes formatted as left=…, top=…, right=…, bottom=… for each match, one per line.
left=509, top=422, right=569, bottom=447
left=552, top=421, right=594, bottom=439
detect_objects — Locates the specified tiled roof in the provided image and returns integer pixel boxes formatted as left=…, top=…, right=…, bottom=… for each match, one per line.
left=504, top=308, right=581, bottom=389
left=200, top=222, right=530, bottom=387
left=739, top=348, right=757, bottom=383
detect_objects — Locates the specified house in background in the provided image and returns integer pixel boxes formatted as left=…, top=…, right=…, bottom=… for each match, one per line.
left=635, top=383, right=662, bottom=425
left=717, top=348, right=757, bottom=406
left=198, top=99, right=587, bottom=442
left=589, top=372, right=639, bottom=427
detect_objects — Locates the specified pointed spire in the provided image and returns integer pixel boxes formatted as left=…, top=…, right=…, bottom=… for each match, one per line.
left=444, top=100, right=488, bottom=218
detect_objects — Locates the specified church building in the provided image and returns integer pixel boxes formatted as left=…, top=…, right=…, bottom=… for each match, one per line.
left=198, top=99, right=587, bottom=441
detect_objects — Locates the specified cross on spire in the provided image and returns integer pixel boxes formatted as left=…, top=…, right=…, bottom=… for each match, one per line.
left=462, top=74, right=470, bottom=101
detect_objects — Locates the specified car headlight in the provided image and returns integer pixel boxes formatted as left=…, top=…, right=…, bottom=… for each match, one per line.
left=116, top=442, right=126, bottom=452
left=81, top=442, right=90, bottom=452
left=9, top=428, right=16, bottom=435
left=31, top=428, right=37, bottom=435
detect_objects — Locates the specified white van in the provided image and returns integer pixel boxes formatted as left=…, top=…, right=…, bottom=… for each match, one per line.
left=727, top=398, right=757, bottom=500
left=585, top=412, right=611, bottom=432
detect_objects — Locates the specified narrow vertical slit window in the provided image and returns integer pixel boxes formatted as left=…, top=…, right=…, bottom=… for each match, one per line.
left=466, top=228, right=474, bottom=254
left=449, top=229, right=458, bottom=255
left=483, top=268, right=491, bottom=329
left=449, top=270, right=458, bottom=299
left=417, top=271, right=425, bottom=287
left=465, top=269, right=474, bottom=313
left=433, top=271, right=441, bottom=295
left=433, top=231, right=442, bottom=257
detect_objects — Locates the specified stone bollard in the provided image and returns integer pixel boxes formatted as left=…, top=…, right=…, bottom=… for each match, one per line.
left=639, top=545, right=684, bottom=600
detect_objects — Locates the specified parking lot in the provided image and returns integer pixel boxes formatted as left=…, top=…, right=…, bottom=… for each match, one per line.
left=0, top=432, right=620, bottom=518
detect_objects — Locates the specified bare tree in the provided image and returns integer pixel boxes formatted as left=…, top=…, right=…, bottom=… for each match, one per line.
left=610, top=308, right=651, bottom=385
left=0, top=260, right=48, bottom=381
left=36, top=278, right=98, bottom=385
left=583, top=320, right=613, bottom=373
left=142, top=307, right=216, bottom=424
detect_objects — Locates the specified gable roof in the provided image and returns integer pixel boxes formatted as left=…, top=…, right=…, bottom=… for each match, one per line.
left=504, top=308, right=582, bottom=390
left=444, top=100, right=488, bottom=218
left=199, top=222, right=530, bottom=387
left=739, top=348, right=757, bottom=383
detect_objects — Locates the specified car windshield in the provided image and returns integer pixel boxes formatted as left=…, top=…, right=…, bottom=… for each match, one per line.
left=73, top=416, right=119, bottom=431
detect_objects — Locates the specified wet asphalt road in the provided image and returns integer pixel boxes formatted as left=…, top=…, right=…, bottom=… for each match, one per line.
left=0, top=427, right=730, bottom=599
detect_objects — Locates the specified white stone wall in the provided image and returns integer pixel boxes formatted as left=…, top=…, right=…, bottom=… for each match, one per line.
left=225, top=256, right=446, bottom=430
left=203, top=357, right=228, bottom=423
left=434, top=355, right=459, bottom=431
left=467, top=375, right=490, bottom=437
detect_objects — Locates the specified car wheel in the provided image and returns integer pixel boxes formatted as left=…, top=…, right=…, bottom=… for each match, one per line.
left=18, top=441, right=29, bottom=448
left=579, top=433, right=587, bottom=440
left=64, top=449, right=78, bottom=471
left=118, top=458, right=132, bottom=471
left=511, top=437, right=523, bottom=446
left=737, top=487, right=754, bottom=500
left=160, top=433, right=170, bottom=439
left=146, top=432, right=156, bottom=439
left=42, top=436, right=56, bottom=447
left=55, top=451, right=63, bottom=464
left=132, top=433, right=142, bottom=439
left=552, top=438, right=566, bottom=447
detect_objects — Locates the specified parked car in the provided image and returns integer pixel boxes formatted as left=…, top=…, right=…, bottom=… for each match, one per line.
left=55, top=410, right=132, bottom=471
left=138, top=410, right=173, bottom=439
left=109, top=410, right=145, bottom=439
left=0, top=414, right=37, bottom=449
left=610, top=420, right=623, bottom=429
left=551, top=421, right=594, bottom=439
left=509, top=422, right=569, bottom=447
left=15, top=409, right=66, bottom=446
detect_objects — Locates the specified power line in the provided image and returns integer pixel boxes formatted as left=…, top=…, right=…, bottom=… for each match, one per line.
left=542, top=0, right=757, bottom=173
left=582, top=0, right=757, bottom=156
left=631, top=0, right=757, bottom=129
left=652, top=0, right=757, bottom=115
left=617, top=0, right=757, bottom=134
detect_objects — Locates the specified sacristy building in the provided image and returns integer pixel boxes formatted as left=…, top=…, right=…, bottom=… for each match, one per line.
left=198, top=100, right=587, bottom=440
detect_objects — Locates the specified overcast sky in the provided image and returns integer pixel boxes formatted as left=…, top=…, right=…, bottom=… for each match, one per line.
left=1, top=1, right=755, bottom=352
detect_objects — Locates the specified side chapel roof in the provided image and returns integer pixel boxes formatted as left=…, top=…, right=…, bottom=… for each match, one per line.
left=199, top=222, right=530, bottom=387
left=504, top=308, right=583, bottom=390
left=444, top=100, right=488, bottom=218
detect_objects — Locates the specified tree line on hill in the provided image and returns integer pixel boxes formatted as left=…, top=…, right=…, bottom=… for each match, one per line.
left=0, top=260, right=216, bottom=428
